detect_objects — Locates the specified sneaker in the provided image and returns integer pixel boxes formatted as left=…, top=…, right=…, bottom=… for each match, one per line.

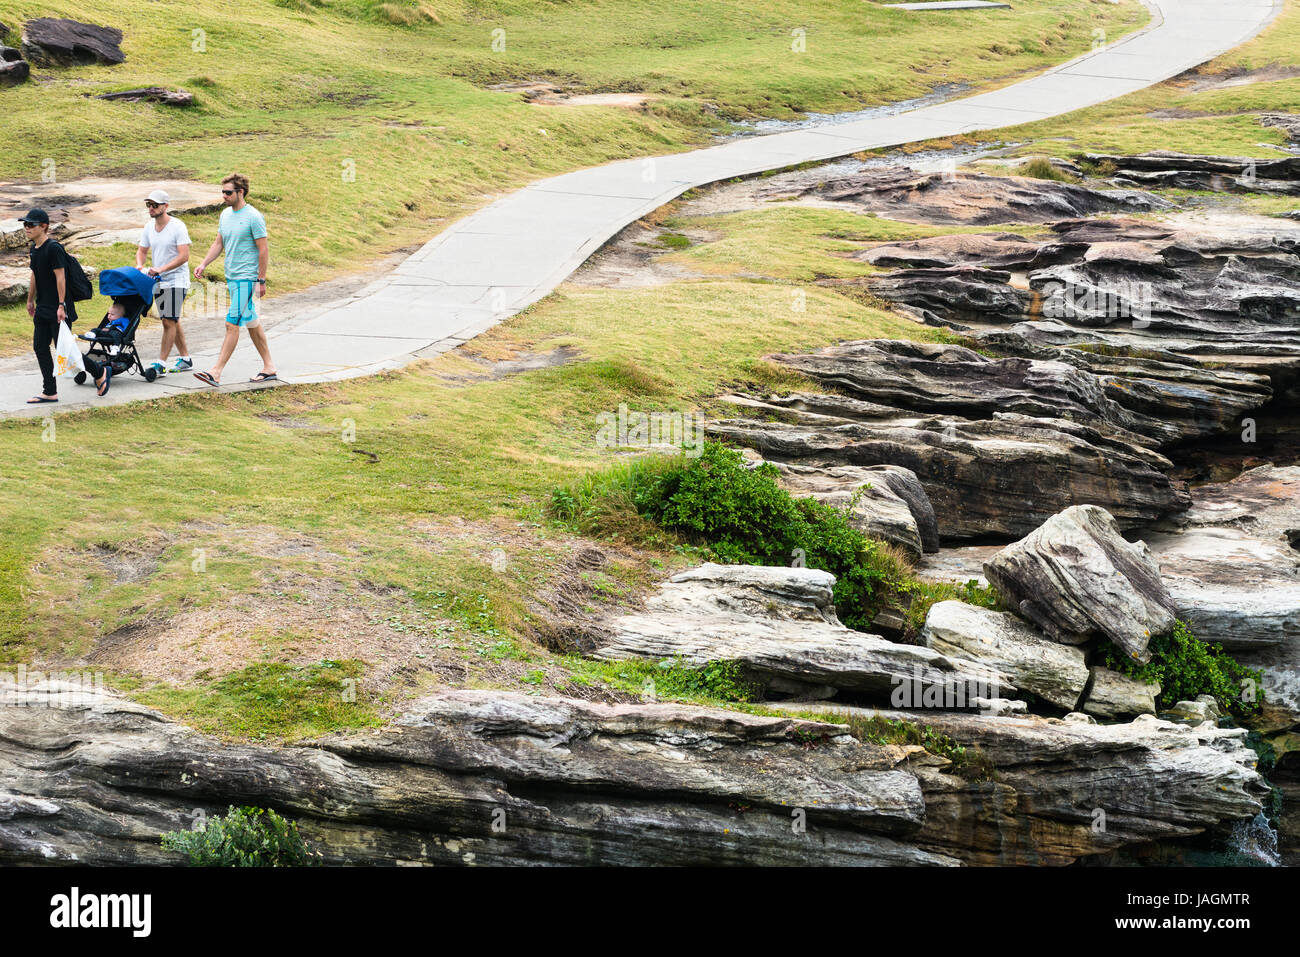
left=148, top=361, right=167, bottom=376
left=170, top=357, right=193, bottom=373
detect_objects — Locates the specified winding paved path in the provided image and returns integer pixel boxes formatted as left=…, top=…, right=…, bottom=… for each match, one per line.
left=0, top=0, right=1281, bottom=417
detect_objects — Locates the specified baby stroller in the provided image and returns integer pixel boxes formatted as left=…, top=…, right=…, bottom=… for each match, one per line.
left=73, top=267, right=163, bottom=385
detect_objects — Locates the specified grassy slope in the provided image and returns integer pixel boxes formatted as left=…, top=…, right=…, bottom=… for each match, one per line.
left=0, top=0, right=1144, bottom=351
left=0, top=208, right=949, bottom=735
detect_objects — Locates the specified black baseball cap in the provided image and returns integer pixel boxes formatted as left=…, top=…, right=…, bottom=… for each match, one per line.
left=19, top=208, right=49, bottom=225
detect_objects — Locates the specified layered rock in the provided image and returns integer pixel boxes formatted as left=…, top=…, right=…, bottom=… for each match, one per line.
left=767, top=167, right=1168, bottom=225
left=772, top=339, right=1174, bottom=444
left=773, top=461, right=939, bottom=559
left=95, top=87, right=193, bottom=106
left=983, top=505, right=1180, bottom=661
left=1085, top=151, right=1300, bottom=195
left=587, top=563, right=1012, bottom=703
left=0, top=682, right=958, bottom=866
left=920, top=601, right=1089, bottom=710
left=1080, top=666, right=1159, bottom=720
left=768, top=702, right=1267, bottom=866
left=709, top=394, right=1189, bottom=541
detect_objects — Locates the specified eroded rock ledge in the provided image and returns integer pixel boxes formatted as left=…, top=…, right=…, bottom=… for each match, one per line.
left=0, top=678, right=1266, bottom=867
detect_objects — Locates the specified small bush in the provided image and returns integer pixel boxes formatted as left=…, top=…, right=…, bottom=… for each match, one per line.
left=1102, top=620, right=1263, bottom=718
left=161, top=806, right=314, bottom=867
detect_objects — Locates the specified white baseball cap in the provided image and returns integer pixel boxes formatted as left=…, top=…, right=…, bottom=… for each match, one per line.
left=145, top=189, right=170, bottom=204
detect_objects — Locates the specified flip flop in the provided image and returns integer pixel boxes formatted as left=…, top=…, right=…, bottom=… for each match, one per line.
left=249, top=371, right=278, bottom=382
left=26, top=394, right=57, bottom=404
left=96, top=367, right=112, bottom=397
left=193, top=371, right=219, bottom=387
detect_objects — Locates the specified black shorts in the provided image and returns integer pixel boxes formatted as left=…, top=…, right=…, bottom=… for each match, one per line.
left=154, top=286, right=189, bottom=320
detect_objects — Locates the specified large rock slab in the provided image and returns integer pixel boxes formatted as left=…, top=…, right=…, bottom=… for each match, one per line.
left=921, top=601, right=1089, bottom=710
left=709, top=394, right=1190, bottom=541
left=1080, top=666, right=1159, bottom=720
left=590, top=563, right=1014, bottom=703
left=768, top=702, right=1267, bottom=865
left=1085, top=151, right=1300, bottom=195
left=21, top=18, right=125, bottom=66
left=772, top=339, right=1174, bottom=444
left=0, top=681, right=957, bottom=866
left=774, top=461, right=939, bottom=559
left=983, top=505, right=1180, bottom=660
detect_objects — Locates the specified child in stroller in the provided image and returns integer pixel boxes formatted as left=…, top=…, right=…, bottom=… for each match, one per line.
left=75, top=267, right=163, bottom=396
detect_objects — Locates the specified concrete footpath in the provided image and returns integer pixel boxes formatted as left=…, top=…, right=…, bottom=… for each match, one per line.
left=0, top=0, right=1281, bottom=417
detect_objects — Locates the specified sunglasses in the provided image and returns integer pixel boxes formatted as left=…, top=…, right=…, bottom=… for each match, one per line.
left=221, top=189, right=237, bottom=195
left=145, top=201, right=162, bottom=208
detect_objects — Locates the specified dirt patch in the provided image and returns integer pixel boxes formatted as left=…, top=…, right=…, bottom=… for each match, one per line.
left=81, top=575, right=450, bottom=689
left=488, top=80, right=654, bottom=109
left=87, top=539, right=169, bottom=584
left=1184, top=65, right=1300, bottom=93
left=569, top=220, right=715, bottom=288
left=0, top=177, right=223, bottom=251
left=437, top=345, right=582, bottom=384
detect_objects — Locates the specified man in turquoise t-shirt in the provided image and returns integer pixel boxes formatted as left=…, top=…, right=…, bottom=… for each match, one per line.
left=191, top=172, right=279, bottom=386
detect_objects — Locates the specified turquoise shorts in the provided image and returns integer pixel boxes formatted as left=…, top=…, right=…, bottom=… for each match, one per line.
left=225, top=280, right=260, bottom=327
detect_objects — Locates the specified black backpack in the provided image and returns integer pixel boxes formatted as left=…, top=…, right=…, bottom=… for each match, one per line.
left=63, top=247, right=94, bottom=302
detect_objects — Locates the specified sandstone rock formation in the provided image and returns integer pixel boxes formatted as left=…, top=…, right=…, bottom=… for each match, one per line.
left=709, top=393, right=1189, bottom=541
left=773, top=461, right=939, bottom=559
left=1079, top=666, right=1159, bottom=720
left=587, top=563, right=1012, bottom=703
left=1084, top=151, right=1300, bottom=195
left=983, top=505, right=1180, bottom=660
left=765, top=167, right=1169, bottom=225
left=921, top=600, right=1089, bottom=710
left=0, top=45, right=27, bottom=85
left=95, top=87, right=193, bottom=106
left=0, top=682, right=958, bottom=866
left=769, top=702, right=1267, bottom=865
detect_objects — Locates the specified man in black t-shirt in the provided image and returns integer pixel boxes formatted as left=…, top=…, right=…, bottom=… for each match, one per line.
left=23, top=208, right=84, bottom=403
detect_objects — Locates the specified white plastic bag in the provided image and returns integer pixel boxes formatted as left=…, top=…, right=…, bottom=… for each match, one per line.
left=54, top=320, right=85, bottom=379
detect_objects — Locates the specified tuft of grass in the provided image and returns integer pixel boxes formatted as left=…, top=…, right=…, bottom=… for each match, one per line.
left=899, top=578, right=1004, bottom=642
left=564, top=655, right=760, bottom=704
left=1017, top=156, right=1074, bottom=182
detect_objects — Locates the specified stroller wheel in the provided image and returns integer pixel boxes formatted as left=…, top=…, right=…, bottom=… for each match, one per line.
left=74, top=371, right=87, bottom=385
left=143, top=366, right=158, bottom=383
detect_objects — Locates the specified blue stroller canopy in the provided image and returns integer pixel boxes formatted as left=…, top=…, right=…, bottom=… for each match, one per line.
left=98, top=267, right=158, bottom=301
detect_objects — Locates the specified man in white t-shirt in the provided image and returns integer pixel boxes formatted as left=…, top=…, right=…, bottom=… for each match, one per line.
left=136, top=189, right=193, bottom=374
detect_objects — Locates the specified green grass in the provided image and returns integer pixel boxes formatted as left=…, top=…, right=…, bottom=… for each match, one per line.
left=0, top=0, right=1146, bottom=352
left=0, top=269, right=936, bottom=734
left=134, top=659, right=382, bottom=741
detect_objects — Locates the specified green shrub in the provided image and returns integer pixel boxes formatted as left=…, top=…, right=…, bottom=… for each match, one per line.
left=629, top=443, right=907, bottom=628
left=1102, top=620, right=1263, bottom=719
left=161, top=806, right=314, bottom=867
